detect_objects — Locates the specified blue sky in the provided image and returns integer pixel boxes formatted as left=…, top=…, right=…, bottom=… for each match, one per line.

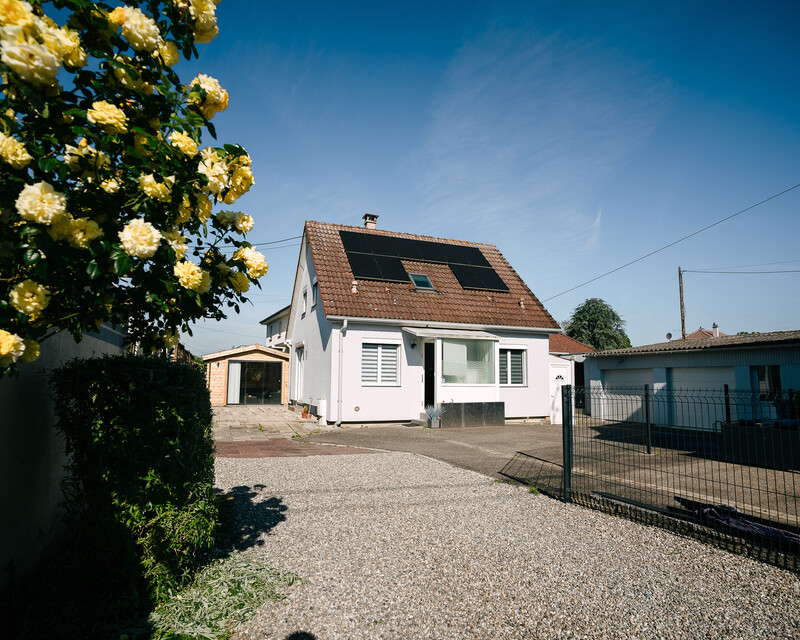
left=178, top=0, right=800, bottom=355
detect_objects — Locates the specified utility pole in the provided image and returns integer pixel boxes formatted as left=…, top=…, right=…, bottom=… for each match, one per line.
left=678, top=266, right=686, bottom=339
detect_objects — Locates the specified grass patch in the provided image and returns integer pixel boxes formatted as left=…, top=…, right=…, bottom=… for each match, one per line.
left=149, top=552, right=300, bottom=639
left=528, top=486, right=539, bottom=495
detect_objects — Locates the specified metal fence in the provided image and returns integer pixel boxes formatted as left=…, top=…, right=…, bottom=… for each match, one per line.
left=501, top=385, right=800, bottom=571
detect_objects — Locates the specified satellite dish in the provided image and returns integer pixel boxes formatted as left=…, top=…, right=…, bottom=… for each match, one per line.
left=666, top=332, right=672, bottom=340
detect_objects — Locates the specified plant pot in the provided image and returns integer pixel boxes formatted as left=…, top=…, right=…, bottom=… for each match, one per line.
left=427, top=418, right=440, bottom=429
left=302, top=412, right=311, bottom=419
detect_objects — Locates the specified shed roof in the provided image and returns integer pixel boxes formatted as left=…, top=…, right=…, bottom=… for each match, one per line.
left=202, top=344, right=289, bottom=362
left=588, top=330, right=800, bottom=358
left=549, top=333, right=596, bottom=354
left=305, top=221, right=559, bottom=330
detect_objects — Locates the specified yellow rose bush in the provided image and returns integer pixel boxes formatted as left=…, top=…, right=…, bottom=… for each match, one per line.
left=1, top=0, right=261, bottom=374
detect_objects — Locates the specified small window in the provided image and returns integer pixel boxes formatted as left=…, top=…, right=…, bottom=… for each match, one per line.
left=311, top=280, right=318, bottom=307
left=499, top=349, right=526, bottom=385
left=362, top=343, right=399, bottom=385
left=409, top=273, right=435, bottom=290
left=752, top=365, right=781, bottom=401
left=301, top=288, right=308, bottom=315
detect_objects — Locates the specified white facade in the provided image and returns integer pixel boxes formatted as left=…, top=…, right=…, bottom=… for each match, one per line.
left=261, top=305, right=290, bottom=351
left=287, top=237, right=554, bottom=423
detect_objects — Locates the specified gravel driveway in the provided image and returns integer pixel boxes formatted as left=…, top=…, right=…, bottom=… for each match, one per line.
left=216, top=451, right=799, bottom=640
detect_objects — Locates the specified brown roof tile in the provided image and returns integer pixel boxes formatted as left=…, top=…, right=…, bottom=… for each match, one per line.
left=684, top=326, right=729, bottom=340
left=549, top=333, right=596, bottom=354
left=307, top=221, right=559, bottom=329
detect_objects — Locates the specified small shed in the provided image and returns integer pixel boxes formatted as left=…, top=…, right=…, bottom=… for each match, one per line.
left=203, top=344, right=289, bottom=406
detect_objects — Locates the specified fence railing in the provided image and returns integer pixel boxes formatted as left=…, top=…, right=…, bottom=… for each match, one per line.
left=501, top=385, right=800, bottom=571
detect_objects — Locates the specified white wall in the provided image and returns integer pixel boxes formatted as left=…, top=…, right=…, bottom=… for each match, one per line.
left=0, top=328, right=124, bottom=590
left=497, top=333, right=551, bottom=418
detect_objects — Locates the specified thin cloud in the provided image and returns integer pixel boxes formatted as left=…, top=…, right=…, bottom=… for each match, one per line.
left=412, top=26, right=670, bottom=250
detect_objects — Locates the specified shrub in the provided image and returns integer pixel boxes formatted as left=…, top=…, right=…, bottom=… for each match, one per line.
left=51, top=354, right=217, bottom=603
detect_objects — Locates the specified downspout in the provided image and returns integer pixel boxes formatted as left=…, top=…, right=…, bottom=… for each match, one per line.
left=336, top=319, right=347, bottom=426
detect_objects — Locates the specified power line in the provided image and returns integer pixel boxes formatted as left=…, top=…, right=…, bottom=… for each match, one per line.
left=542, top=181, right=800, bottom=302
left=695, top=259, right=800, bottom=271
left=187, top=325, right=264, bottom=339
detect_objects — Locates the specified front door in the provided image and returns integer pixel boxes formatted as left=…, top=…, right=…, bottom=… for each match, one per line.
left=424, top=342, right=435, bottom=406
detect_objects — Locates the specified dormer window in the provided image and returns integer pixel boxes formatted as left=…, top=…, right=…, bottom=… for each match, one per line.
left=409, top=273, right=435, bottom=291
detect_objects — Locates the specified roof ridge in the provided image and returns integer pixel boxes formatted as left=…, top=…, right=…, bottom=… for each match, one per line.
left=306, top=220, right=501, bottom=250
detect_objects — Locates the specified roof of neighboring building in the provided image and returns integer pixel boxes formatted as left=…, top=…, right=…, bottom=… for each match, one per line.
left=588, top=330, right=800, bottom=358
left=305, top=221, right=559, bottom=329
left=684, top=326, right=729, bottom=340
left=549, top=333, right=596, bottom=354
left=202, top=344, right=290, bottom=362
left=259, top=304, right=291, bottom=325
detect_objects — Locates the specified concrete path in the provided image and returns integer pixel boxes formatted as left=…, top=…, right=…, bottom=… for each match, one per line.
left=212, top=405, right=327, bottom=441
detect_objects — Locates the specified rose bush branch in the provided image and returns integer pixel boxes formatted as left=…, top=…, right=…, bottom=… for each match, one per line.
left=0, top=0, right=267, bottom=373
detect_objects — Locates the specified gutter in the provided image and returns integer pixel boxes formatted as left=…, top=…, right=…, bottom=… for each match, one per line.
left=336, top=318, right=347, bottom=426
left=326, top=315, right=559, bottom=334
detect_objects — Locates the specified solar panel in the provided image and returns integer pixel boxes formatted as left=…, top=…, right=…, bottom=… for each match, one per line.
left=450, top=264, right=509, bottom=292
left=339, top=230, right=508, bottom=292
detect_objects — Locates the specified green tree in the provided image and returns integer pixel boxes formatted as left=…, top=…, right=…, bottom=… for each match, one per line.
left=564, top=298, right=632, bottom=351
left=0, top=0, right=267, bottom=374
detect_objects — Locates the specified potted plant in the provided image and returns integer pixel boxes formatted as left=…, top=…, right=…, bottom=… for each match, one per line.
left=425, top=404, right=442, bottom=429
left=301, top=405, right=312, bottom=419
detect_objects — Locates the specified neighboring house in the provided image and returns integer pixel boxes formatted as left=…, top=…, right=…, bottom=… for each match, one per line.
left=548, top=333, right=596, bottom=421
left=285, top=215, right=560, bottom=424
left=260, top=304, right=290, bottom=352
left=203, top=344, right=289, bottom=406
left=584, top=330, right=800, bottom=429
left=684, top=323, right=727, bottom=340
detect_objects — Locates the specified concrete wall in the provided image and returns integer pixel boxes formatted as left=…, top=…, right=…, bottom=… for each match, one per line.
left=0, top=328, right=124, bottom=591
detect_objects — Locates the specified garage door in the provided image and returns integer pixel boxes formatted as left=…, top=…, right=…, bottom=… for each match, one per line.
left=670, top=367, right=735, bottom=430
left=603, top=368, right=653, bottom=389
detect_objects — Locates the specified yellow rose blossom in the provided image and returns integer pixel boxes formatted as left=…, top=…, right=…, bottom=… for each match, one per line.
left=139, top=173, right=174, bottom=201
left=188, top=73, right=228, bottom=120
left=0, top=130, right=32, bottom=169
left=0, top=0, right=35, bottom=28
left=0, top=329, right=25, bottom=367
left=101, top=178, right=120, bottom=193
left=188, top=0, right=219, bottom=44
left=162, top=228, right=188, bottom=259
left=233, top=246, right=268, bottom=279
left=173, top=260, right=210, bottom=293
left=176, top=195, right=193, bottom=224
left=9, top=279, right=50, bottom=319
left=197, top=147, right=229, bottom=194
left=119, top=218, right=161, bottom=258
left=109, top=5, right=163, bottom=53
left=158, top=40, right=179, bottom=66
left=228, top=270, right=250, bottom=294
left=86, top=100, right=128, bottom=133
left=20, top=338, right=40, bottom=363
left=47, top=211, right=74, bottom=241
left=169, top=130, right=198, bottom=156
left=15, top=182, right=67, bottom=225
left=196, top=193, right=213, bottom=222
left=1, top=35, right=60, bottom=87
left=67, top=217, right=103, bottom=250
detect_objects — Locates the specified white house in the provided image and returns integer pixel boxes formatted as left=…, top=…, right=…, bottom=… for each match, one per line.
left=260, top=304, right=290, bottom=352
left=285, top=215, right=561, bottom=424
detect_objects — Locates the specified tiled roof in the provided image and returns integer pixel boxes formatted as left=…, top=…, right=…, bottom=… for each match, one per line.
left=549, top=333, right=596, bottom=354
left=684, top=326, right=728, bottom=340
left=202, top=344, right=289, bottom=361
left=588, top=330, right=800, bottom=358
left=306, top=221, right=559, bottom=329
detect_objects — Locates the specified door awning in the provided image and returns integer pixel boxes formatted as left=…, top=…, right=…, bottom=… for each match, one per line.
left=401, top=327, right=499, bottom=341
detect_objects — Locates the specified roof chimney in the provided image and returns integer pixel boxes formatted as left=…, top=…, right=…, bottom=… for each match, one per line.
left=712, top=322, right=719, bottom=338
left=363, top=213, right=378, bottom=229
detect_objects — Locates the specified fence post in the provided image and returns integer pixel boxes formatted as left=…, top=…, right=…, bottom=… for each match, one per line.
left=644, top=384, right=652, bottom=455
left=562, top=384, right=573, bottom=503
left=724, top=384, right=731, bottom=424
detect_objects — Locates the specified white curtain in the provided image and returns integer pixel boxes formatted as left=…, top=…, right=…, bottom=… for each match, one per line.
left=227, top=361, right=241, bottom=404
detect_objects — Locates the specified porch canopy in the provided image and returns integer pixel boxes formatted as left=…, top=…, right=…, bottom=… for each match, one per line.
left=401, top=327, right=499, bottom=341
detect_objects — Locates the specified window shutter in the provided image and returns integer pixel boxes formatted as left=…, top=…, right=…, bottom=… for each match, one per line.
left=380, top=345, right=398, bottom=383
left=510, top=350, right=524, bottom=385
left=362, top=344, right=378, bottom=383
left=499, top=351, right=508, bottom=385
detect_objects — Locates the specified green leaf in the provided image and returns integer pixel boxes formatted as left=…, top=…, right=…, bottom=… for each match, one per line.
left=206, top=121, right=217, bottom=139
left=86, top=260, right=102, bottom=279
left=114, top=253, right=133, bottom=276
left=20, top=226, right=40, bottom=237
left=23, top=248, right=41, bottom=265
left=37, top=157, right=59, bottom=173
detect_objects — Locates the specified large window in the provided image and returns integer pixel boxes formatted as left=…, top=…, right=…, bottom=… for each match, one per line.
left=499, top=348, right=525, bottom=385
left=442, top=339, right=495, bottom=384
left=362, top=343, right=399, bottom=385
left=227, top=361, right=282, bottom=405
left=752, top=365, right=781, bottom=400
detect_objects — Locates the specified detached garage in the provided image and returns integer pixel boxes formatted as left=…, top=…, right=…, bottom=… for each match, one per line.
left=203, top=344, right=289, bottom=407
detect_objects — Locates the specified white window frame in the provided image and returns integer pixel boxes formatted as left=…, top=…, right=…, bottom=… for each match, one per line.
left=441, top=338, right=495, bottom=386
left=499, top=347, right=527, bottom=386
left=301, top=287, right=308, bottom=316
left=311, top=278, right=318, bottom=307
left=409, top=272, right=435, bottom=291
left=361, top=341, right=401, bottom=386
